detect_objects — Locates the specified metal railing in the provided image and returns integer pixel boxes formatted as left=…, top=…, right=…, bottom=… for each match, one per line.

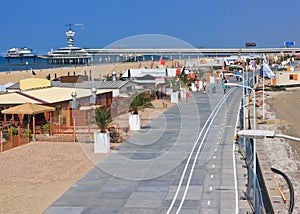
left=237, top=100, right=266, bottom=213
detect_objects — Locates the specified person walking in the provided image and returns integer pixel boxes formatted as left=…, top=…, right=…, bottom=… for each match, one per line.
left=186, top=92, right=190, bottom=103
left=222, top=84, right=227, bottom=94
left=203, top=81, right=206, bottom=94
left=211, top=84, right=216, bottom=93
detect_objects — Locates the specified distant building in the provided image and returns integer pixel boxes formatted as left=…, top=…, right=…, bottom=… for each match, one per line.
left=271, top=70, right=300, bottom=87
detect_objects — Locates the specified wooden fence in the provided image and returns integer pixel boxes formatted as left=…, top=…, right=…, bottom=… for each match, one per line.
left=0, top=124, right=129, bottom=152
left=0, top=127, right=30, bottom=152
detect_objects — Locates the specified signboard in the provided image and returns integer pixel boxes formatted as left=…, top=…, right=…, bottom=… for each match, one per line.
left=284, top=41, right=295, bottom=47
left=245, top=42, right=256, bottom=47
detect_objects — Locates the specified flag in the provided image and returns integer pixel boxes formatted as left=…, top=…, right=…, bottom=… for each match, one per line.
left=160, top=57, right=166, bottom=65
left=263, top=63, right=275, bottom=79
left=262, top=54, right=268, bottom=63
left=223, top=61, right=226, bottom=70
left=251, top=59, right=256, bottom=69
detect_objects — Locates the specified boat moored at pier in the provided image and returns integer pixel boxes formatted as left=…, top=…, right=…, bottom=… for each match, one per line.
left=3, top=47, right=37, bottom=65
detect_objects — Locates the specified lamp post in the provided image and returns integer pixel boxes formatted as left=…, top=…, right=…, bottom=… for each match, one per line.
left=232, top=69, right=246, bottom=151
left=231, top=65, right=247, bottom=92
left=238, top=129, right=300, bottom=142
left=225, top=82, right=257, bottom=208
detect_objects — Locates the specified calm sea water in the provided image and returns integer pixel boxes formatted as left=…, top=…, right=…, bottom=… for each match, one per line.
left=0, top=56, right=70, bottom=72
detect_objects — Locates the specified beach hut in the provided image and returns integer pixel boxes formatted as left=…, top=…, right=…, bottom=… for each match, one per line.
left=1, top=103, right=55, bottom=141
left=271, top=71, right=300, bottom=87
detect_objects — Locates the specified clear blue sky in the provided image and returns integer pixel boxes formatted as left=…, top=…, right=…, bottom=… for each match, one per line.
left=1, top=0, right=300, bottom=54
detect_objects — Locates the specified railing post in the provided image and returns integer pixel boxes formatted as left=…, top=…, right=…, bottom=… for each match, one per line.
left=58, top=115, right=61, bottom=134
left=50, top=112, right=53, bottom=136
left=73, top=117, right=76, bottom=143
left=10, top=127, right=12, bottom=144
left=18, top=126, right=20, bottom=146
left=0, top=131, right=2, bottom=152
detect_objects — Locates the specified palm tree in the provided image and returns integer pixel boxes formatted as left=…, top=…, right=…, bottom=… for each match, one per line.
left=129, top=92, right=153, bottom=114
left=95, top=107, right=113, bottom=133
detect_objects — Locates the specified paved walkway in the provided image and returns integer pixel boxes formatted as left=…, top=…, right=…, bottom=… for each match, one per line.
left=44, top=83, right=252, bottom=214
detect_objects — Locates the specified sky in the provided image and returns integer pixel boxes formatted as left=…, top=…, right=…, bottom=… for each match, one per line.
left=1, top=0, right=300, bottom=54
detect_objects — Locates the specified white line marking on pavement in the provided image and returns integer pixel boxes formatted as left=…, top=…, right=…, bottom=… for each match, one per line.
left=208, top=201, right=211, bottom=206
left=233, top=99, right=241, bottom=214
left=211, top=174, right=214, bottom=178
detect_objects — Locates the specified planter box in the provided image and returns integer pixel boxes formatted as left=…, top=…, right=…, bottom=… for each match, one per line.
left=94, top=132, right=110, bottom=153
left=171, top=92, right=179, bottom=103
left=129, top=114, right=141, bottom=130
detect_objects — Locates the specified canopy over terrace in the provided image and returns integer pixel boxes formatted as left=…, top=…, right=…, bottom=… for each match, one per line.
left=1, top=103, right=55, bottom=141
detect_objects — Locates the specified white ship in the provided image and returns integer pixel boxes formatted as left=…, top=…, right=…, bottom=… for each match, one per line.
left=4, top=47, right=36, bottom=58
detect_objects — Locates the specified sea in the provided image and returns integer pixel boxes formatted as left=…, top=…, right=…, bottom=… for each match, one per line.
left=0, top=56, right=70, bottom=72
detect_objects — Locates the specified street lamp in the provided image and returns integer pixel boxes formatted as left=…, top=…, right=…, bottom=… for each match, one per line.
left=238, top=129, right=300, bottom=142
left=233, top=74, right=246, bottom=151
left=230, top=65, right=246, bottom=90
left=225, top=82, right=257, bottom=208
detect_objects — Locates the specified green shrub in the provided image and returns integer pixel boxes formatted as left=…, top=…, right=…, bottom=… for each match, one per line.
left=43, top=124, right=50, bottom=133
left=95, top=107, right=113, bottom=133
left=11, top=126, right=18, bottom=136
left=129, top=92, right=153, bottom=114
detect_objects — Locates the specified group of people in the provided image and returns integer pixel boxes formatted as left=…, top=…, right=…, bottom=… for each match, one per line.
left=194, top=77, right=229, bottom=94
left=194, top=80, right=207, bottom=93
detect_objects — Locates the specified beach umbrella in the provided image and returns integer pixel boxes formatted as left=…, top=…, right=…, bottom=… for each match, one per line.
left=1, top=103, right=55, bottom=141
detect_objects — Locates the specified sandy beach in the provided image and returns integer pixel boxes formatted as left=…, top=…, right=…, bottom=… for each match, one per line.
left=0, top=64, right=117, bottom=85
left=0, top=60, right=175, bottom=85
left=257, top=87, right=300, bottom=213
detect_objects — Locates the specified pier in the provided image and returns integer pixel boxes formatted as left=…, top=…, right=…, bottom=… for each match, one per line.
left=5, top=55, right=37, bottom=65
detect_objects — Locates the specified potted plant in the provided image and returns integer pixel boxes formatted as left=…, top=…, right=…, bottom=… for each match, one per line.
left=129, top=92, right=153, bottom=130
left=94, top=106, right=112, bottom=153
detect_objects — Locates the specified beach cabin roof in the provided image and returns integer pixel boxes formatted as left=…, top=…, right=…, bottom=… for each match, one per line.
left=6, top=79, right=51, bottom=91
left=0, top=87, right=112, bottom=107
left=0, top=92, right=42, bottom=105
left=51, top=80, right=133, bottom=89
left=21, top=87, right=112, bottom=104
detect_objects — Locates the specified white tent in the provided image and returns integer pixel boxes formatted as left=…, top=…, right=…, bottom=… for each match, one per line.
left=122, top=68, right=177, bottom=78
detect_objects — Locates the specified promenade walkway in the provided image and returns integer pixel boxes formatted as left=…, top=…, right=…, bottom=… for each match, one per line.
left=44, top=83, right=251, bottom=213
